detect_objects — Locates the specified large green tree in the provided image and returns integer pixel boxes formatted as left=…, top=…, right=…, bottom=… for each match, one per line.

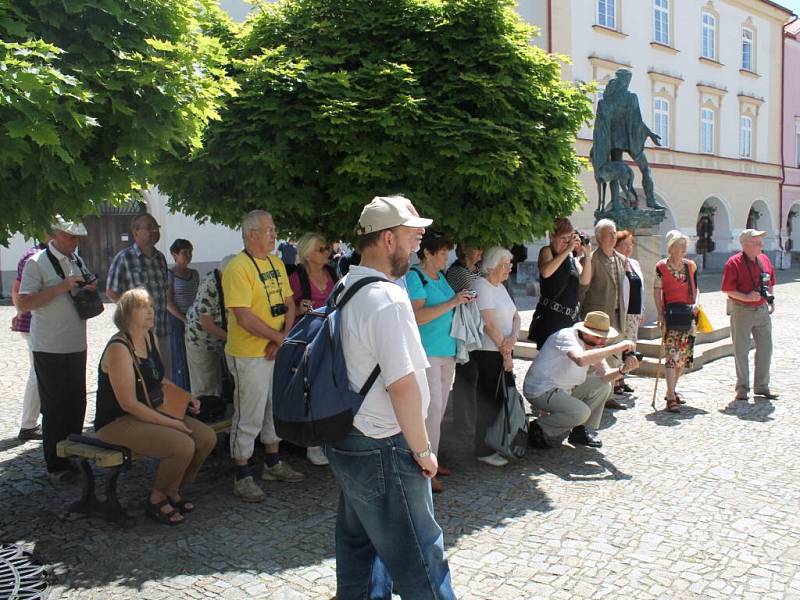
left=0, top=0, right=236, bottom=242
left=159, top=0, right=593, bottom=246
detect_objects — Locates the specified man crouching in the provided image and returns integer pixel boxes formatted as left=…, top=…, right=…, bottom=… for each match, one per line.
left=523, top=311, right=639, bottom=449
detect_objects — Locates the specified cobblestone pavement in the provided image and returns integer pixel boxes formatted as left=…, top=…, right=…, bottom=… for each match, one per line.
left=1, top=269, right=799, bottom=599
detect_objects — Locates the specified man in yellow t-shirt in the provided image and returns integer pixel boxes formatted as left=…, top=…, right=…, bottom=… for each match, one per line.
left=223, top=210, right=303, bottom=503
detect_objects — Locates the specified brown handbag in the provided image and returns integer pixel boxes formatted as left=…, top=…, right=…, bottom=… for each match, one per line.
left=117, top=334, right=190, bottom=420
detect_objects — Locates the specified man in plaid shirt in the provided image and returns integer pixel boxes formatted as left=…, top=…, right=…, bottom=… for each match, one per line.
left=106, top=213, right=172, bottom=373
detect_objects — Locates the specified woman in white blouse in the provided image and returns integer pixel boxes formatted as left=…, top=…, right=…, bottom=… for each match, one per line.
left=471, top=247, right=521, bottom=467
left=615, top=230, right=644, bottom=394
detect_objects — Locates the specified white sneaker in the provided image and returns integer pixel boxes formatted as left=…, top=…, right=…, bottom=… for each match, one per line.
left=233, top=475, right=265, bottom=502
left=307, top=446, right=329, bottom=466
left=477, top=453, right=509, bottom=467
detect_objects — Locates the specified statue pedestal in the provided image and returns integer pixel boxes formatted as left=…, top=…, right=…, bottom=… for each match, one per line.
left=632, top=229, right=662, bottom=325
left=595, top=206, right=666, bottom=231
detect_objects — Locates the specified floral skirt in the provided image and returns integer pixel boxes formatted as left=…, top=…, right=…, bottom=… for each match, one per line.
left=663, top=328, right=695, bottom=369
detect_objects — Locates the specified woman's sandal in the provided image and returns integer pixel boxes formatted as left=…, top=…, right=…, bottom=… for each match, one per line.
left=664, top=396, right=681, bottom=413
left=145, top=497, right=184, bottom=525
left=674, top=392, right=687, bottom=405
left=169, top=496, right=195, bottom=514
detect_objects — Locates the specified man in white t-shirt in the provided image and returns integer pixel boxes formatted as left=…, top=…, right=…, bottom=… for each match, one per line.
left=523, top=311, right=639, bottom=449
left=327, top=195, right=456, bottom=600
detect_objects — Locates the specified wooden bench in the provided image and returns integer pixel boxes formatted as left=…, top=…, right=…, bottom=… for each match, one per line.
left=56, top=417, right=232, bottom=527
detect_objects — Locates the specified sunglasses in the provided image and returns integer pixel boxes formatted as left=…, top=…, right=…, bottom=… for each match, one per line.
left=317, top=245, right=331, bottom=253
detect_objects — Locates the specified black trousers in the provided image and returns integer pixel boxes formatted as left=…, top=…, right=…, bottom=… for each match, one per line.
left=470, top=350, right=504, bottom=457
left=33, top=350, right=87, bottom=472
left=452, top=360, right=479, bottom=434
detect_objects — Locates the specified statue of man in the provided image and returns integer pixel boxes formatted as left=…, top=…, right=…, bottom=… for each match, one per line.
left=592, top=69, right=665, bottom=210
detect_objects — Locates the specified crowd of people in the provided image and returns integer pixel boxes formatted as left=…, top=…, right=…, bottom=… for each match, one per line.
left=10, top=197, right=779, bottom=598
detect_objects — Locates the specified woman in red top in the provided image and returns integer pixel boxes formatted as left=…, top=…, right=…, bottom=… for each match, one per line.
left=653, top=230, right=699, bottom=413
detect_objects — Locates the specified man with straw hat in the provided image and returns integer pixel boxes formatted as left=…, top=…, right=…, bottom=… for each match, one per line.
left=523, top=311, right=640, bottom=449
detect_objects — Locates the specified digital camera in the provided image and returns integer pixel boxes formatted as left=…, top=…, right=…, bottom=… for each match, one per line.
left=621, top=350, right=644, bottom=362
left=578, top=233, right=591, bottom=246
left=271, top=303, right=288, bottom=317
left=76, top=273, right=98, bottom=287
left=758, top=272, right=774, bottom=305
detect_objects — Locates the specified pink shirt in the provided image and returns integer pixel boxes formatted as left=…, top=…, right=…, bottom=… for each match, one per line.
left=289, top=266, right=337, bottom=325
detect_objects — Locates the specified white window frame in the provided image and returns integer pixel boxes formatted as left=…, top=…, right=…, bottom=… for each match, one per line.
left=740, top=115, right=752, bottom=158
left=701, top=108, right=715, bottom=154
left=654, top=0, right=670, bottom=45
left=598, top=0, right=616, bottom=29
left=742, top=28, right=754, bottom=71
left=653, top=98, right=670, bottom=148
left=702, top=12, right=716, bottom=60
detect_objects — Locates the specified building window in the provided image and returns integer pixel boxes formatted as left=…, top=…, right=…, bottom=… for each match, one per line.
left=742, top=28, right=754, bottom=71
left=653, top=98, right=670, bottom=147
left=654, top=0, right=670, bottom=45
left=598, top=0, right=616, bottom=29
left=740, top=116, right=752, bottom=158
left=700, top=108, right=715, bottom=153
left=702, top=12, right=716, bottom=60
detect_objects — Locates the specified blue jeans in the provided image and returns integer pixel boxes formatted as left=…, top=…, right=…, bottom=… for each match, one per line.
left=325, top=431, right=456, bottom=600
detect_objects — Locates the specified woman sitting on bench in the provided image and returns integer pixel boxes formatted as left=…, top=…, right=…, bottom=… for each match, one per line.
left=95, top=288, right=217, bottom=525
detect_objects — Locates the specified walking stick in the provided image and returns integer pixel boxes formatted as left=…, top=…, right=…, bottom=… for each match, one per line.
left=651, top=322, right=665, bottom=411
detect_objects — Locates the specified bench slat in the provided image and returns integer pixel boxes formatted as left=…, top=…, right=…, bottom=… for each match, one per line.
left=57, top=440, right=126, bottom=468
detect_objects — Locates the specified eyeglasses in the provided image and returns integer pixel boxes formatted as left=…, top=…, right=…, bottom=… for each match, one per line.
left=252, top=226, right=276, bottom=235
left=317, top=245, right=331, bottom=253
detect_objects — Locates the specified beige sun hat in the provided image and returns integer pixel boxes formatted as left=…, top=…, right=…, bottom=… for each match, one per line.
left=739, top=229, right=767, bottom=244
left=51, top=216, right=87, bottom=236
left=575, top=311, right=619, bottom=339
left=357, top=195, right=432, bottom=234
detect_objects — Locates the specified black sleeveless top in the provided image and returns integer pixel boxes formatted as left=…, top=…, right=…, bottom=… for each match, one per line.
left=529, top=255, right=581, bottom=348
left=95, top=332, right=165, bottom=431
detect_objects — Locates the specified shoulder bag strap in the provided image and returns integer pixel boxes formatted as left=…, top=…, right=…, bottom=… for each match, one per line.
left=111, top=334, right=154, bottom=409
left=214, top=269, right=227, bottom=331
left=683, top=260, right=695, bottom=303
left=409, top=265, right=427, bottom=288
left=297, top=265, right=312, bottom=300
left=44, top=247, right=66, bottom=279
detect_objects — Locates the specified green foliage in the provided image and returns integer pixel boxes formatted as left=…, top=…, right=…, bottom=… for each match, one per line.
left=159, top=0, right=593, bottom=246
left=0, top=0, right=236, bottom=242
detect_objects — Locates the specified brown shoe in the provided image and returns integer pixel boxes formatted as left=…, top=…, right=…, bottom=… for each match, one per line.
left=431, top=477, right=444, bottom=494
left=436, top=465, right=451, bottom=477
left=605, top=398, right=628, bottom=410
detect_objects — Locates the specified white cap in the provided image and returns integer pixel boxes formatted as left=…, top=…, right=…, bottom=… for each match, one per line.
left=739, top=229, right=767, bottom=244
left=357, top=195, right=432, bottom=234
left=51, top=216, right=87, bottom=236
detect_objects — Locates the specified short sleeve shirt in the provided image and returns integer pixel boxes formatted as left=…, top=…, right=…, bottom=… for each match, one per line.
left=474, top=277, right=517, bottom=351
left=223, top=252, right=293, bottom=358
left=405, top=267, right=457, bottom=358
left=106, top=244, right=169, bottom=336
left=340, top=266, right=431, bottom=439
left=185, top=271, right=225, bottom=352
left=12, top=243, right=47, bottom=333
left=721, top=252, right=775, bottom=307
left=523, top=325, right=588, bottom=398
left=18, top=244, right=87, bottom=353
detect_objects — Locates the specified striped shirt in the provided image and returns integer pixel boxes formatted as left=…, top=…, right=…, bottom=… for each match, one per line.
left=106, top=244, right=169, bottom=336
left=168, top=268, right=199, bottom=313
left=446, top=260, right=480, bottom=293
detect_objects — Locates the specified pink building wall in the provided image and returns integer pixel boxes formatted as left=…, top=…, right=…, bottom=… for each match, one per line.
left=783, top=21, right=800, bottom=253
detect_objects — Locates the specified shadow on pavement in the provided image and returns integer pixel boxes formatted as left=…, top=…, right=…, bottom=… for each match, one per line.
left=527, top=446, right=632, bottom=482
left=0, top=421, right=554, bottom=594
left=644, top=405, right=709, bottom=427
left=718, top=397, right=775, bottom=422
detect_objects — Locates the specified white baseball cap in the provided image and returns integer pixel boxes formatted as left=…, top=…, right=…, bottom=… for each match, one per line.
left=739, top=229, right=767, bottom=244
left=357, top=195, right=432, bottom=234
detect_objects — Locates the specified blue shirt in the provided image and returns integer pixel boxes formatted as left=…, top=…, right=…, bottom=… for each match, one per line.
left=405, top=267, right=456, bottom=358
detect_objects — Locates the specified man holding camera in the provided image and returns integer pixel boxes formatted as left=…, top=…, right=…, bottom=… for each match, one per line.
left=223, top=210, right=302, bottom=503
left=18, top=218, right=95, bottom=482
left=721, top=229, right=777, bottom=401
left=523, top=311, right=639, bottom=449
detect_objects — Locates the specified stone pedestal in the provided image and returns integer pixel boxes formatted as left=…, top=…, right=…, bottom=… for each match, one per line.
left=632, top=229, right=663, bottom=325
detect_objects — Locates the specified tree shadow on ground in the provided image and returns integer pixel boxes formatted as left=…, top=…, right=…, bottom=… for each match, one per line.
left=644, top=405, right=709, bottom=427
left=718, top=397, right=775, bottom=422
left=0, top=420, right=554, bottom=594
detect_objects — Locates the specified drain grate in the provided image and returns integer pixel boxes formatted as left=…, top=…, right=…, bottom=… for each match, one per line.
left=0, top=544, right=48, bottom=599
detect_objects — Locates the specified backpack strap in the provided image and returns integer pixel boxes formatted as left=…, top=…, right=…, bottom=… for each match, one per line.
left=333, top=276, right=389, bottom=396
left=409, top=266, right=428, bottom=287
left=213, top=269, right=227, bottom=331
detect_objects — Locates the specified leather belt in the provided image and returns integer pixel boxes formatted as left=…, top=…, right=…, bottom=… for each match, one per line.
left=540, top=297, right=580, bottom=320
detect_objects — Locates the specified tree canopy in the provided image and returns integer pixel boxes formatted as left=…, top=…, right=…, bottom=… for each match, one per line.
left=158, top=0, right=593, bottom=247
left=0, top=0, right=236, bottom=242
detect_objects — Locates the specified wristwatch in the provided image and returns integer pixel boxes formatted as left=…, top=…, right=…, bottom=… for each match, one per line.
left=413, top=442, right=432, bottom=459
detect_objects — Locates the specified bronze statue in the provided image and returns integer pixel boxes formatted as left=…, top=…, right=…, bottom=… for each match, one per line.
left=591, top=69, right=665, bottom=213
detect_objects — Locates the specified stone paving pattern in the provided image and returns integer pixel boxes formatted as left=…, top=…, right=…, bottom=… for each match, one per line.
left=1, top=269, right=799, bottom=599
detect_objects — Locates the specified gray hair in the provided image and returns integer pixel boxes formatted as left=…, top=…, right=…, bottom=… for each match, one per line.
left=480, top=246, right=513, bottom=275
left=594, top=218, right=617, bottom=237
left=296, top=232, right=326, bottom=265
left=241, top=209, right=273, bottom=240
